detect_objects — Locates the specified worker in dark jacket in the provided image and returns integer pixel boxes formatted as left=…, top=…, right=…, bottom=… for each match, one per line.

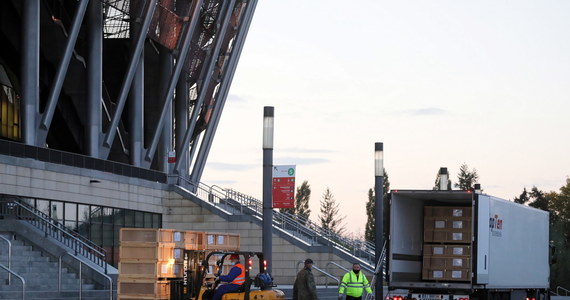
left=293, top=258, right=317, bottom=300
left=213, top=254, right=246, bottom=300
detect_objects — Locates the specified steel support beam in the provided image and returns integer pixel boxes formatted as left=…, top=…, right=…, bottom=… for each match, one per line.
left=37, top=0, right=89, bottom=145
left=86, top=0, right=103, bottom=157
left=103, top=0, right=158, bottom=155
left=144, top=0, right=204, bottom=164
left=129, top=52, right=145, bottom=166
left=175, top=79, right=190, bottom=177
left=189, top=0, right=258, bottom=182
left=157, top=50, right=174, bottom=172
left=171, top=0, right=235, bottom=174
left=21, top=0, right=40, bottom=146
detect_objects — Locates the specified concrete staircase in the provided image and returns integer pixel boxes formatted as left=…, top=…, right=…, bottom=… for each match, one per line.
left=0, top=233, right=113, bottom=300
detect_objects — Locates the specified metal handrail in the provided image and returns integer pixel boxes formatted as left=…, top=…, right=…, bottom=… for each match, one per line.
left=325, top=261, right=349, bottom=287
left=556, top=286, right=570, bottom=296
left=296, top=261, right=340, bottom=288
left=0, top=235, right=12, bottom=285
left=366, top=241, right=388, bottom=300
left=59, top=252, right=113, bottom=300
left=0, top=263, right=25, bottom=300
left=0, top=199, right=107, bottom=273
left=177, top=177, right=376, bottom=267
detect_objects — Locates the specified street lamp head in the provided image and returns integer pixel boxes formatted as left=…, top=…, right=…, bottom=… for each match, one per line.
left=375, top=142, right=384, bottom=177
left=263, top=106, right=274, bottom=150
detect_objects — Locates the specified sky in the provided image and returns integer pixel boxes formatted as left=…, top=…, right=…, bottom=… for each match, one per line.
left=202, top=0, right=570, bottom=236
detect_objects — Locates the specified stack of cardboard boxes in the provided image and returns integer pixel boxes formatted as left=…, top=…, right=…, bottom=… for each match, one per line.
left=118, top=228, right=240, bottom=299
left=422, top=206, right=472, bottom=282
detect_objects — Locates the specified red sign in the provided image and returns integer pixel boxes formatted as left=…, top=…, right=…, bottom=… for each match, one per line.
left=272, top=165, right=296, bottom=208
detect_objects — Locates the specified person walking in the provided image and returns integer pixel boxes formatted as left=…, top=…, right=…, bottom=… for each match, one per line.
left=293, top=258, right=317, bottom=300
left=338, top=263, right=372, bottom=300
left=213, top=254, right=246, bottom=300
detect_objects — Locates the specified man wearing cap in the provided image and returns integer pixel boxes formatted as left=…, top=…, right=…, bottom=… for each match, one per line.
left=293, top=258, right=317, bottom=300
left=213, top=254, right=246, bottom=300
left=338, top=263, right=372, bottom=300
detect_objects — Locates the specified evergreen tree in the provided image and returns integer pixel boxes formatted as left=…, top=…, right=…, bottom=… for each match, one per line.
left=279, top=180, right=311, bottom=224
left=514, top=187, right=530, bottom=204
left=318, top=187, right=345, bottom=235
left=295, top=180, right=311, bottom=223
left=528, top=187, right=548, bottom=211
left=454, top=163, right=479, bottom=190
left=365, top=170, right=390, bottom=243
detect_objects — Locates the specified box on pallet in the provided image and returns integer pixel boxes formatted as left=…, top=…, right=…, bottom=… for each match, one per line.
left=119, top=260, right=184, bottom=278
left=119, top=243, right=175, bottom=261
left=120, top=228, right=175, bottom=243
left=118, top=278, right=170, bottom=299
left=205, top=232, right=240, bottom=250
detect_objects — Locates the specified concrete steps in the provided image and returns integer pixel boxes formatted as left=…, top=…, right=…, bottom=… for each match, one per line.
left=0, top=232, right=110, bottom=299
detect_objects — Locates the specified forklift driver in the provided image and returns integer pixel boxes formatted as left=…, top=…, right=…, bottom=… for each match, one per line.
left=213, top=254, right=246, bottom=300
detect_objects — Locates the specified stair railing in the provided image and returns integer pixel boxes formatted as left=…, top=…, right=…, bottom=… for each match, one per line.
left=0, top=263, right=25, bottom=300
left=365, top=240, right=387, bottom=300
left=0, top=199, right=107, bottom=273
left=556, top=286, right=570, bottom=296
left=59, top=252, right=113, bottom=300
left=296, top=261, right=340, bottom=288
left=0, top=235, right=12, bottom=285
left=177, top=177, right=376, bottom=268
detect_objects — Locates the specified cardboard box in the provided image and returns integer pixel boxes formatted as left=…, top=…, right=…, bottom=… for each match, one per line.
left=445, top=269, right=471, bottom=281
left=445, top=245, right=471, bottom=256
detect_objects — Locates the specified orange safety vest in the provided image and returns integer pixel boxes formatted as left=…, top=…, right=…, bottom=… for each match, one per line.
left=230, top=263, right=246, bottom=285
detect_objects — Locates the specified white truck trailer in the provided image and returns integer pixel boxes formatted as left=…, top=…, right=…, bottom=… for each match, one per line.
left=387, top=190, right=551, bottom=300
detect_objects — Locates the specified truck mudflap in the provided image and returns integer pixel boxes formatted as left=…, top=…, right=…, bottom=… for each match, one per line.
left=410, top=294, right=469, bottom=300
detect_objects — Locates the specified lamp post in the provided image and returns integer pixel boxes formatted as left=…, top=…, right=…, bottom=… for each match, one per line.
left=374, top=142, right=384, bottom=300
left=262, top=106, right=274, bottom=274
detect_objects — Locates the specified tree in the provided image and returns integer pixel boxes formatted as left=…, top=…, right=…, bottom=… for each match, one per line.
left=547, top=178, right=570, bottom=288
left=365, top=170, right=390, bottom=243
left=279, top=180, right=311, bottom=224
left=454, top=163, right=479, bottom=190
left=514, top=187, right=530, bottom=204
left=318, top=187, right=345, bottom=235
left=295, top=180, right=311, bottom=223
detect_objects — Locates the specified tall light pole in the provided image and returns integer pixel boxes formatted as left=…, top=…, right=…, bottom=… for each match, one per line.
left=374, top=142, right=384, bottom=300
left=262, top=106, right=274, bottom=274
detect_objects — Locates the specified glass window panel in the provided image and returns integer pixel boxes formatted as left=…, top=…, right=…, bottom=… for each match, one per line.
left=65, top=203, right=77, bottom=222
left=102, top=207, right=113, bottom=224
left=113, top=208, right=124, bottom=226
left=102, top=224, right=113, bottom=247
left=78, top=205, right=90, bottom=223
left=51, top=201, right=63, bottom=222
left=143, top=213, right=152, bottom=228
left=90, top=222, right=102, bottom=245
left=36, top=200, right=50, bottom=217
left=152, top=214, right=161, bottom=228
left=91, top=206, right=102, bottom=224
left=77, top=221, right=90, bottom=238
left=134, top=211, right=144, bottom=227
left=124, top=210, right=135, bottom=227
left=20, top=197, right=34, bottom=206
left=65, top=220, right=77, bottom=232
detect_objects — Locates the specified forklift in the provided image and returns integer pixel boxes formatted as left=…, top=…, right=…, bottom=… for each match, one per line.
left=173, top=250, right=285, bottom=300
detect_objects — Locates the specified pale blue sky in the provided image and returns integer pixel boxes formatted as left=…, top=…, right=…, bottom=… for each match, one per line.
left=203, top=0, right=570, bottom=235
